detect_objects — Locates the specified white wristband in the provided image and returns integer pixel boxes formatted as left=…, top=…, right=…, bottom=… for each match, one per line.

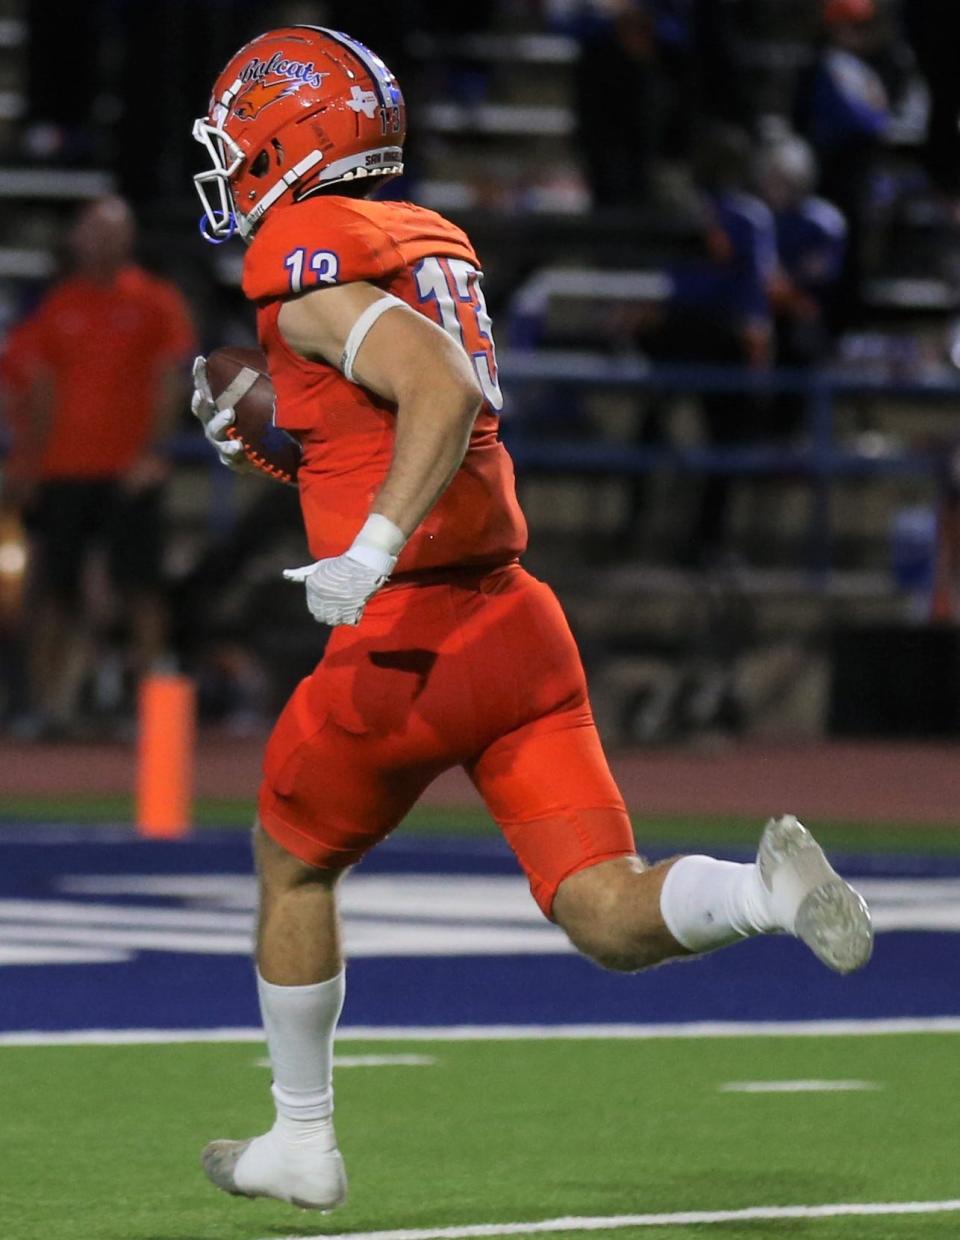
left=346, top=513, right=406, bottom=577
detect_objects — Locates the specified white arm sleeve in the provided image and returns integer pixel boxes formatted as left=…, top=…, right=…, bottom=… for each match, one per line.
left=340, top=293, right=408, bottom=382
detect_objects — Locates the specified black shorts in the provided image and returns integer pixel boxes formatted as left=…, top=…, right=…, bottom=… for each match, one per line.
left=30, top=479, right=165, bottom=604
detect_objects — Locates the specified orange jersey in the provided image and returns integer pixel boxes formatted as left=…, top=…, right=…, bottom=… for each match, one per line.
left=25, top=265, right=195, bottom=480
left=242, top=196, right=527, bottom=575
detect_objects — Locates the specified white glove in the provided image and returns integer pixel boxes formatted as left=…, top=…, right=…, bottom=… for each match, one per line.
left=284, top=514, right=406, bottom=628
left=191, top=355, right=251, bottom=473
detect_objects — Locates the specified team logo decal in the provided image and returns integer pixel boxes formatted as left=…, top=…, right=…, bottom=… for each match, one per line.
left=239, top=52, right=328, bottom=89
left=234, top=53, right=330, bottom=122
left=346, top=85, right=378, bottom=118
left=234, top=79, right=300, bottom=121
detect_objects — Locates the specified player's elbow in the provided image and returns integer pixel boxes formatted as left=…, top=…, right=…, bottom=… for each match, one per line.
left=444, top=333, right=485, bottom=411
left=416, top=368, right=483, bottom=432
left=446, top=367, right=484, bottom=426
left=399, top=352, right=484, bottom=428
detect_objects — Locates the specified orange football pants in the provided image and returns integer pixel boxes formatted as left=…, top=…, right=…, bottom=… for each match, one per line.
left=258, top=563, right=635, bottom=915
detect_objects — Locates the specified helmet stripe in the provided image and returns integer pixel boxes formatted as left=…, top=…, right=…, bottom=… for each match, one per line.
left=295, top=25, right=394, bottom=107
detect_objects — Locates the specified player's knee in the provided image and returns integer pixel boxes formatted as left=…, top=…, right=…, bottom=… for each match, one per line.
left=570, top=927, right=665, bottom=974
left=552, top=856, right=674, bottom=973
left=253, top=820, right=341, bottom=894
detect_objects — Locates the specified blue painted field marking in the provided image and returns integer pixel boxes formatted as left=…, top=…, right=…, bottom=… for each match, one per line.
left=1, top=828, right=958, bottom=1034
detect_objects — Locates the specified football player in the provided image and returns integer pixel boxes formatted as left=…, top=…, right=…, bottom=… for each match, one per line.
left=190, top=26, right=873, bottom=1212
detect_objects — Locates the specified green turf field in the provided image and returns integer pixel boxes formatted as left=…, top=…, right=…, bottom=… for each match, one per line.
left=3, top=793, right=960, bottom=854
left=3, top=1032, right=957, bottom=1240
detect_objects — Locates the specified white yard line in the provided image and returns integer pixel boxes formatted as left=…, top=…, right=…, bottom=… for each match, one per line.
left=0, top=921, right=251, bottom=955
left=333, top=1054, right=436, bottom=1068
left=719, top=1079, right=881, bottom=1093
left=2, top=1016, right=960, bottom=1047
left=0, top=945, right=130, bottom=966
left=0, top=1027, right=267, bottom=1047
left=264, top=1199, right=960, bottom=1240
left=0, top=897, right=255, bottom=931
left=253, top=1055, right=437, bottom=1069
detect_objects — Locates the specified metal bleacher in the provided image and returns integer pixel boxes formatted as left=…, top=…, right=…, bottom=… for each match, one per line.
left=499, top=351, right=956, bottom=570
left=0, top=2, right=117, bottom=316
left=2, top=2, right=960, bottom=740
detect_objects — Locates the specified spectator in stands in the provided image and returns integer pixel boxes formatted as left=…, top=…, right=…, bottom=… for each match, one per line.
left=753, top=134, right=847, bottom=453
left=798, top=0, right=890, bottom=163
left=625, top=124, right=777, bottom=561
left=667, top=125, right=777, bottom=371
left=549, top=0, right=659, bottom=205
left=794, top=0, right=890, bottom=324
left=756, top=134, right=847, bottom=374
left=549, top=0, right=748, bottom=206
left=12, top=196, right=195, bottom=738
left=656, top=0, right=750, bottom=146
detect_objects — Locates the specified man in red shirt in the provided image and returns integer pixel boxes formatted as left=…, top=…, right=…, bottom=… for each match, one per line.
left=190, top=26, right=873, bottom=1213
left=16, top=195, right=194, bottom=734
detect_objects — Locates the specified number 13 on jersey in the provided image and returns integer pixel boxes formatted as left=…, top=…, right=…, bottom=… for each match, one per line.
left=413, top=256, right=504, bottom=411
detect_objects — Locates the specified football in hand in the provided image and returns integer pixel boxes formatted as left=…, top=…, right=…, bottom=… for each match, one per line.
left=204, top=346, right=301, bottom=485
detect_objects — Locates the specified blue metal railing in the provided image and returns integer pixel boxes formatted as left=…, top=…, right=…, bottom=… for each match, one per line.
left=494, top=353, right=960, bottom=581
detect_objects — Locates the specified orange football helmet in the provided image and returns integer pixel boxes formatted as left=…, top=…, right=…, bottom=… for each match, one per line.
left=193, top=26, right=405, bottom=242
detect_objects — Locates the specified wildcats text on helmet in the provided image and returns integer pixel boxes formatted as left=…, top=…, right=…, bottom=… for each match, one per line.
left=239, top=53, right=328, bottom=90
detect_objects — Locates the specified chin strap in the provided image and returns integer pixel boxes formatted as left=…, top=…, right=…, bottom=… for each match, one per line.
left=243, top=151, right=327, bottom=234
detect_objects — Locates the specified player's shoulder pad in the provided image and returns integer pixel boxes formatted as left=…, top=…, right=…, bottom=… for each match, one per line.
left=242, top=197, right=405, bottom=302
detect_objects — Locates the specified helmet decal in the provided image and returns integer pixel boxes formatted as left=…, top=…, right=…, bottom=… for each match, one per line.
left=346, top=86, right=379, bottom=119
left=238, top=52, right=329, bottom=90
left=234, top=78, right=303, bottom=123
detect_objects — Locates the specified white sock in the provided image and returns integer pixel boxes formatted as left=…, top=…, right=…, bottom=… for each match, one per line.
left=659, top=856, right=778, bottom=953
left=231, top=970, right=346, bottom=1202
left=258, top=969, right=345, bottom=1140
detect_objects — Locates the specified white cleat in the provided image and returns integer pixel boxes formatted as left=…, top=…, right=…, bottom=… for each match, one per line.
left=201, top=1132, right=347, bottom=1211
left=758, top=814, right=873, bottom=974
